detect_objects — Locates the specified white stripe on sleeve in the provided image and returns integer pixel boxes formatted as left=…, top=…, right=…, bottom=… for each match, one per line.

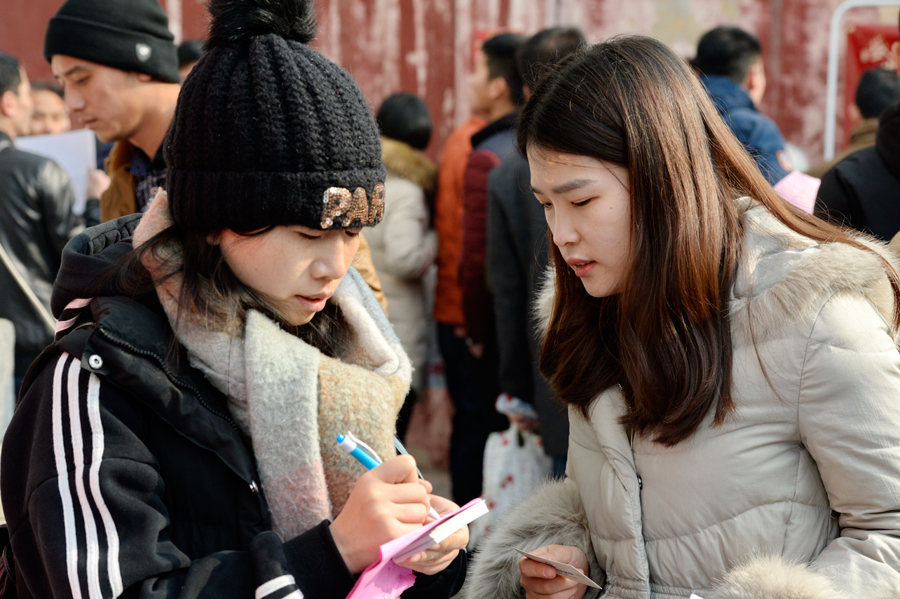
left=86, top=372, right=123, bottom=596
left=53, top=355, right=83, bottom=599
left=67, top=361, right=103, bottom=599
left=256, top=574, right=301, bottom=599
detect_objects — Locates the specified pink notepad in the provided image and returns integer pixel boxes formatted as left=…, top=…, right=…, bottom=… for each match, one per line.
left=345, top=498, right=488, bottom=599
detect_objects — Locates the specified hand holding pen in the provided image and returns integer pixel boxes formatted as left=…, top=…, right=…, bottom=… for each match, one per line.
left=336, top=432, right=440, bottom=519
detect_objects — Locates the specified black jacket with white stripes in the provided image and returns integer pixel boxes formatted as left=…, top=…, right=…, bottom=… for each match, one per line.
left=0, top=215, right=466, bottom=599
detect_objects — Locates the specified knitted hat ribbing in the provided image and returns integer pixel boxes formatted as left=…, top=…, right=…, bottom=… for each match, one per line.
left=44, top=0, right=179, bottom=83
left=165, top=0, right=386, bottom=233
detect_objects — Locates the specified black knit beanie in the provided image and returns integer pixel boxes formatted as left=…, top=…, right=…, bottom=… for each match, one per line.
left=164, top=0, right=386, bottom=233
left=44, top=0, right=179, bottom=84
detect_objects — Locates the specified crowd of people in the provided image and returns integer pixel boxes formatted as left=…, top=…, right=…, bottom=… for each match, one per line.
left=1, top=0, right=900, bottom=597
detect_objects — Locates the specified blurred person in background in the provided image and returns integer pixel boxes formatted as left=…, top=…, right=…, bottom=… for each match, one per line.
left=369, top=92, right=439, bottom=442
left=44, top=0, right=181, bottom=221
left=809, top=66, right=900, bottom=178
left=452, top=31, right=526, bottom=505
left=693, top=25, right=792, bottom=185
left=486, top=26, right=586, bottom=478
left=29, top=81, right=70, bottom=135
left=816, top=15, right=900, bottom=242
left=0, top=51, right=82, bottom=394
left=27, top=79, right=109, bottom=227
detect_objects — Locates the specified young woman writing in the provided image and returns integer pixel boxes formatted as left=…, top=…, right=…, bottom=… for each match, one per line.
left=0, top=0, right=467, bottom=597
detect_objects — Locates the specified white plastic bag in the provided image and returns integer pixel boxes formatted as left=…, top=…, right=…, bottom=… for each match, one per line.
left=468, top=422, right=552, bottom=547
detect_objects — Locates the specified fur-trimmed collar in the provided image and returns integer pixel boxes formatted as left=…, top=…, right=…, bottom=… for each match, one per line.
left=534, top=198, right=899, bottom=345
left=380, top=136, right=437, bottom=195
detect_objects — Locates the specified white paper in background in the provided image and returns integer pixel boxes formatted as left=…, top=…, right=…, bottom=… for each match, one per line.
left=15, top=129, right=97, bottom=215
left=689, top=594, right=705, bottom=599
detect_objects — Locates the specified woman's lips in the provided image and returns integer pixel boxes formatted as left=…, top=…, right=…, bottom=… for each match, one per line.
left=295, top=295, right=327, bottom=312
left=567, top=259, right=596, bottom=278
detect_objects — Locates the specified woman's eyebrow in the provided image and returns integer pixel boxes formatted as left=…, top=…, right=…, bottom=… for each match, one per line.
left=532, top=178, right=595, bottom=196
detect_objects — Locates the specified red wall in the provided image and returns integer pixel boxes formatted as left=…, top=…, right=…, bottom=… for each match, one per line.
left=2, top=0, right=896, bottom=163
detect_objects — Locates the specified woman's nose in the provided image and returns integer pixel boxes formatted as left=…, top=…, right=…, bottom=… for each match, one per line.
left=550, top=212, right=578, bottom=247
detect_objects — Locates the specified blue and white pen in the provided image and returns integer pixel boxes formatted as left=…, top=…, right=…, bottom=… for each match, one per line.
left=336, top=432, right=440, bottom=520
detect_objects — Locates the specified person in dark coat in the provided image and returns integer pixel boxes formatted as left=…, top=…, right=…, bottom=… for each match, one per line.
left=0, top=51, right=82, bottom=391
left=693, top=26, right=792, bottom=185
left=448, top=32, right=525, bottom=505
left=0, top=1, right=468, bottom=597
left=815, top=102, right=900, bottom=241
left=486, top=26, right=586, bottom=477
left=816, top=28, right=900, bottom=242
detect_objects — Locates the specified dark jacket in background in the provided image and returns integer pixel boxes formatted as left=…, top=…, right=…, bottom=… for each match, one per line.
left=460, top=112, right=518, bottom=346
left=807, top=118, right=879, bottom=179
left=815, top=103, right=900, bottom=242
left=701, top=74, right=790, bottom=185
left=486, top=153, right=568, bottom=459
left=0, top=131, right=82, bottom=378
left=1, top=215, right=466, bottom=599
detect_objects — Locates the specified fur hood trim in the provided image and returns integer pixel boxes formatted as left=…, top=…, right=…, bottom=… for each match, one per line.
left=709, top=555, right=844, bottom=599
left=380, top=136, right=437, bottom=196
left=533, top=264, right=556, bottom=340
left=463, top=479, right=605, bottom=599
left=729, top=199, right=898, bottom=345
left=533, top=199, right=899, bottom=345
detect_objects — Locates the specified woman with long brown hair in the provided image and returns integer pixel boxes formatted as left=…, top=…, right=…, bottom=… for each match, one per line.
left=465, top=35, right=900, bottom=599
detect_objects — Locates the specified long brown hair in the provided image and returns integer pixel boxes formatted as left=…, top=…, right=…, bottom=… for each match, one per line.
left=519, top=36, right=900, bottom=446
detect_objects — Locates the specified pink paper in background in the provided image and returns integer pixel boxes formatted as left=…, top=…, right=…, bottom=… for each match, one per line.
left=774, top=170, right=821, bottom=214
left=345, top=498, right=482, bottom=599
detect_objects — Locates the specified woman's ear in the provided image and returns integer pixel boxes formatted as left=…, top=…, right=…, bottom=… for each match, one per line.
left=207, top=231, right=223, bottom=246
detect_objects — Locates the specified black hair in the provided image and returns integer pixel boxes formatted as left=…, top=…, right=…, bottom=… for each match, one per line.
left=693, top=26, right=762, bottom=85
left=0, top=51, right=22, bottom=97
left=855, top=67, right=900, bottom=119
left=482, top=32, right=527, bottom=106
left=177, top=40, right=205, bottom=67
left=30, top=81, right=63, bottom=98
left=517, top=26, right=586, bottom=90
left=376, top=92, right=433, bottom=150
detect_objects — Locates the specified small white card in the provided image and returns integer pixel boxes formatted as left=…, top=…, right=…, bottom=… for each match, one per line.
left=689, top=594, right=705, bottom=599
left=514, top=548, right=602, bottom=589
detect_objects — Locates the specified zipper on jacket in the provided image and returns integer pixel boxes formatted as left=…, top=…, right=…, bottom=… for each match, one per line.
left=95, top=327, right=242, bottom=434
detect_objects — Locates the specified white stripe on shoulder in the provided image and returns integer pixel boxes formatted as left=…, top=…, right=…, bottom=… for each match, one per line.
left=86, top=372, right=123, bottom=596
left=67, top=361, right=102, bottom=599
left=52, top=354, right=83, bottom=599
left=256, top=574, right=301, bottom=599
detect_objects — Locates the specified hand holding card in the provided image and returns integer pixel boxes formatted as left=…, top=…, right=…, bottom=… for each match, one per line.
left=515, top=547, right=601, bottom=589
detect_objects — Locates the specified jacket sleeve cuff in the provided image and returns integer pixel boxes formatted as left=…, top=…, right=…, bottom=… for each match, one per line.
left=463, top=479, right=603, bottom=599
left=282, top=520, right=357, bottom=599
left=401, top=548, right=468, bottom=599
left=709, top=555, right=844, bottom=599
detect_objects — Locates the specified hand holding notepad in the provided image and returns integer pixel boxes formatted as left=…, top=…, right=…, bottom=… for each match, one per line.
left=345, top=497, right=489, bottom=599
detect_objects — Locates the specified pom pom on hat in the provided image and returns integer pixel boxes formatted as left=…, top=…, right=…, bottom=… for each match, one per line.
left=165, top=0, right=386, bottom=232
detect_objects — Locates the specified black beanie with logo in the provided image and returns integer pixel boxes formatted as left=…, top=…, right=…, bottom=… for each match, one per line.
left=44, top=0, right=180, bottom=83
left=164, top=0, right=386, bottom=233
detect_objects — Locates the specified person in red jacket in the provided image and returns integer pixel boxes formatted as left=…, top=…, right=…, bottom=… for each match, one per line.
left=447, top=32, right=526, bottom=505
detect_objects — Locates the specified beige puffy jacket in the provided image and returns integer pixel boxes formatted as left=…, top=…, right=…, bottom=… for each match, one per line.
left=465, top=199, right=900, bottom=599
left=367, top=137, right=438, bottom=396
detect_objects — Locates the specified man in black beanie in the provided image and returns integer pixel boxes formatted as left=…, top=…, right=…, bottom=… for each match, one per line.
left=44, top=0, right=181, bottom=222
